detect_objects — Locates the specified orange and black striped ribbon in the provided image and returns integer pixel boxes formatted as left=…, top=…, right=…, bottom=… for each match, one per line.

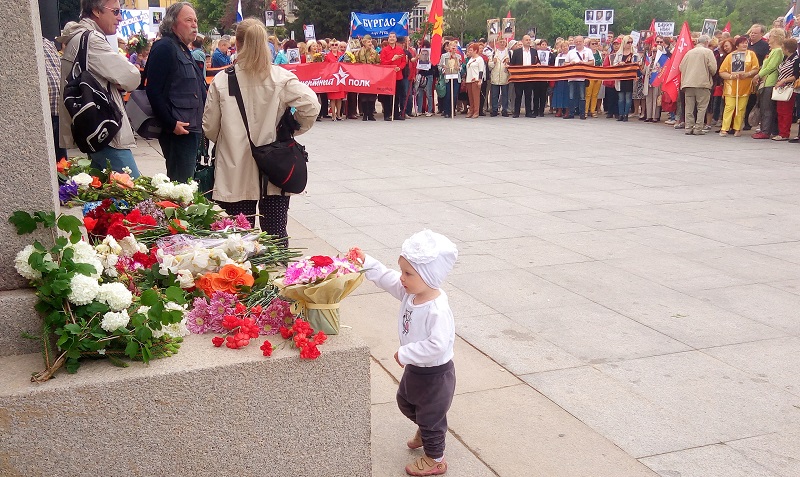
left=508, top=64, right=640, bottom=82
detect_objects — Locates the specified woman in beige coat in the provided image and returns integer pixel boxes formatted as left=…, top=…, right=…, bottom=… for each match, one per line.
left=203, top=18, right=320, bottom=245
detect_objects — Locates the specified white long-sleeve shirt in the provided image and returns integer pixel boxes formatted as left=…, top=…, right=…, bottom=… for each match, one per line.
left=364, top=255, right=455, bottom=367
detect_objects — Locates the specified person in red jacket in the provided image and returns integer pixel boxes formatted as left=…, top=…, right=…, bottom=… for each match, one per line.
left=379, top=32, right=408, bottom=120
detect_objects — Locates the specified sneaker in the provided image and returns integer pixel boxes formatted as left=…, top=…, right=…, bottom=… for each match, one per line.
left=772, top=135, right=788, bottom=141
left=405, top=456, right=448, bottom=476
left=425, top=112, right=433, bottom=117
left=674, top=122, right=685, bottom=129
left=695, top=129, right=706, bottom=135
left=407, top=429, right=423, bottom=449
left=752, top=132, right=770, bottom=139
left=685, top=129, right=694, bottom=135
left=703, top=125, right=711, bottom=131
left=665, top=119, right=676, bottom=125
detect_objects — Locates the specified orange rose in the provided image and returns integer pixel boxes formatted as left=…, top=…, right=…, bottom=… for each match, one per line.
left=211, top=274, right=234, bottom=293
left=110, top=172, right=134, bottom=189
left=195, top=274, right=215, bottom=297
left=219, top=264, right=246, bottom=281
left=90, top=176, right=103, bottom=188
left=56, top=158, right=70, bottom=174
left=232, top=274, right=254, bottom=290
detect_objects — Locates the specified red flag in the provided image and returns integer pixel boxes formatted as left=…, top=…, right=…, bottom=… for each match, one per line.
left=428, top=0, right=444, bottom=65
left=507, top=11, right=512, bottom=18
left=644, top=18, right=656, bottom=45
left=723, top=21, right=731, bottom=33
left=653, top=22, right=692, bottom=102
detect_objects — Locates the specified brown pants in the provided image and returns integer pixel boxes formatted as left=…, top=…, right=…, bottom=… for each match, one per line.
left=467, top=80, right=481, bottom=117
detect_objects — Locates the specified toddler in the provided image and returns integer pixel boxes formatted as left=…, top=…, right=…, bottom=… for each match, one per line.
left=356, top=229, right=458, bottom=476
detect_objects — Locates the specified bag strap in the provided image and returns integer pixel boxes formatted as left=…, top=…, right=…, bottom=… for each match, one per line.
left=225, top=66, right=257, bottom=149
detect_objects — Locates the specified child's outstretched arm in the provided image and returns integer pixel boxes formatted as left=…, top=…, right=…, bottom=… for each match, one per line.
left=362, top=254, right=405, bottom=301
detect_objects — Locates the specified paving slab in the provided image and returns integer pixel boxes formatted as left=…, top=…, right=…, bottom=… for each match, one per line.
left=726, top=431, right=800, bottom=477
left=639, top=443, right=780, bottom=477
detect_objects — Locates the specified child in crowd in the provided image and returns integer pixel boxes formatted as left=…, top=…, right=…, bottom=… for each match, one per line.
left=354, top=230, right=458, bottom=476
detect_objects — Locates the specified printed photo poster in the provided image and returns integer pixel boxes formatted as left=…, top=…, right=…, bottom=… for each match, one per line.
left=639, top=29, right=652, bottom=45
left=731, top=52, right=745, bottom=72
left=701, top=19, right=717, bottom=38
left=265, top=10, right=275, bottom=27
left=503, top=18, right=515, bottom=40
left=598, top=24, right=608, bottom=35
left=538, top=49, right=550, bottom=65
left=275, top=9, right=286, bottom=26
left=149, top=7, right=164, bottom=34
left=417, top=48, right=432, bottom=70
left=527, top=27, right=537, bottom=39
left=487, top=18, right=500, bottom=42
left=556, top=56, right=566, bottom=66
left=303, top=24, right=316, bottom=41
left=585, top=10, right=614, bottom=25
left=588, top=24, right=600, bottom=38
left=443, top=54, right=461, bottom=79
left=287, top=48, right=301, bottom=64
left=630, top=30, right=641, bottom=47
left=655, top=22, right=675, bottom=37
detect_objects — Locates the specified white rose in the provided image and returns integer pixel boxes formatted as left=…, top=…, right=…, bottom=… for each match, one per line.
left=100, top=310, right=130, bottom=332
left=176, top=269, right=195, bottom=289
left=119, top=235, right=146, bottom=255
left=72, top=172, right=93, bottom=189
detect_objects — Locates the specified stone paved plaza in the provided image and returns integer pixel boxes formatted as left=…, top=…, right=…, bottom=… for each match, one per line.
left=134, top=112, right=800, bottom=477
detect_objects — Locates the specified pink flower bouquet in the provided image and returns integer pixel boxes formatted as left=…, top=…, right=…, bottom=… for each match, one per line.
left=273, top=255, right=364, bottom=334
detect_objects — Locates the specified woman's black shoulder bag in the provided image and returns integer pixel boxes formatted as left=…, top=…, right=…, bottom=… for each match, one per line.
left=226, top=67, right=308, bottom=195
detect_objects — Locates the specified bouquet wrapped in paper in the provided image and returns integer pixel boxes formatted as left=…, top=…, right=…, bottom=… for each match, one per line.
left=273, top=255, right=364, bottom=334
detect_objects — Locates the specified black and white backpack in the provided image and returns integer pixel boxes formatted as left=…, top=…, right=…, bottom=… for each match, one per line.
left=63, top=30, right=122, bottom=153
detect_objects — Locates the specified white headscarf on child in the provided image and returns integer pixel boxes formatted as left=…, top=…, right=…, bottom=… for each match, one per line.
left=400, top=230, right=458, bottom=289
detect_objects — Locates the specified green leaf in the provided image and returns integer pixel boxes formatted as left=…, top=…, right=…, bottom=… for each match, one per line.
left=140, top=345, right=152, bottom=363
left=134, top=326, right=153, bottom=342
left=8, top=211, right=37, bottom=234
left=124, top=340, right=139, bottom=359
left=107, top=354, right=129, bottom=368
left=140, top=289, right=159, bottom=307
left=64, top=323, right=82, bottom=334
left=65, top=348, right=81, bottom=359
left=34, top=211, right=56, bottom=228
left=165, top=286, right=185, bottom=304
left=51, top=278, right=71, bottom=294
left=65, top=357, right=81, bottom=373
left=57, top=214, right=83, bottom=241
left=73, top=263, right=99, bottom=277
left=84, top=301, right=109, bottom=315
left=54, top=236, right=68, bottom=248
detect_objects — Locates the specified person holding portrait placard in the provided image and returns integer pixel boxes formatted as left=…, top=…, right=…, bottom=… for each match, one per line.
left=552, top=41, right=571, bottom=117
left=489, top=38, right=511, bottom=116
left=532, top=39, right=553, bottom=117
left=752, top=28, right=785, bottom=139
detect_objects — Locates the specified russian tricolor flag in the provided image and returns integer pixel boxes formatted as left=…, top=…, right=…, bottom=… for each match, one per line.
left=236, top=0, right=243, bottom=22
left=785, top=1, right=795, bottom=29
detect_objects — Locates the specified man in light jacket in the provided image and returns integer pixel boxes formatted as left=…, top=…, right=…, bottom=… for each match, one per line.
left=57, top=0, right=142, bottom=176
left=679, top=35, right=717, bottom=135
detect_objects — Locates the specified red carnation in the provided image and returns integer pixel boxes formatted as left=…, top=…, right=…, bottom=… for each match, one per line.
left=260, top=340, right=273, bottom=357
left=299, top=343, right=321, bottom=360
left=310, top=255, right=334, bottom=267
left=107, top=222, right=131, bottom=240
left=212, top=336, right=224, bottom=347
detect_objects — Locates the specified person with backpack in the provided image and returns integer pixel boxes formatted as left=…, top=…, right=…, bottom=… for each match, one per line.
left=57, top=0, right=142, bottom=176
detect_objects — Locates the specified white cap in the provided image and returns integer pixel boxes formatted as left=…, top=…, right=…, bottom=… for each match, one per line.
left=400, top=230, right=458, bottom=289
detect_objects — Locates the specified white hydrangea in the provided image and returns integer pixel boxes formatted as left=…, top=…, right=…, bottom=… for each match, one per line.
left=67, top=241, right=102, bottom=278
left=96, top=282, right=133, bottom=311
left=100, top=310, right=130, bottom=332
left=14, top=245, right=50, bottom=280
left=176, top=269, right=195, bottom=288
left=151, top=173, right=171, bottom=186
left=67, top=273, right=100, bottom=305
left=154, top=182, right=197, bottom=204
left=71, top=172, right=93, bottom=189
left=152, top=317, right=190, bottom=339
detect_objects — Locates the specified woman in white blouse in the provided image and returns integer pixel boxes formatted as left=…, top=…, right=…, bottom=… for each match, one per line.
left=465, top=43, right=485, bottom=118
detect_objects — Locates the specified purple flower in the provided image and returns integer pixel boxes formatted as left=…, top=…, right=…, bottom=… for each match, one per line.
left=58, top=181, right=79, bottom=204
left=186, top=296, right=212, bottom=334
left=134, top=199, right=166, bottom=225
left=254, top=298, right=293, bottom=335
left=235, top=213, right=253, bottom=229
left=207, top=291, right=237, bottom=333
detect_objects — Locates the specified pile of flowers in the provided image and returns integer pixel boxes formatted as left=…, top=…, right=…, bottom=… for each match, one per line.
left=12, top=162, right=326, bottom=382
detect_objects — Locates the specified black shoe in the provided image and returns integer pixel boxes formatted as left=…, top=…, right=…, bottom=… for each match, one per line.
left=616, top=116, right=624, bottom=121
left=623, top=115, right=629, bottom=122
left=368, top=115, right=376, bottom=121
left=512, top=114, right=520, bottom=118
left=479, top=112, right=486, bottom=116
left=563, top=115, right=574, bottom=119
left=362, top=115, right=368, bottom=121
left=490, top=112, right=498, bottom=117
left=638, top=116, right=647, bottom=121
left=502, top=112, right=510, bottom=117
left=580, top=114, right=586, bottom=120
left=789, top=137, right=800, bottom=143
left=606, top=113, right=613, bottom=118
left=525, top=113, right=534, bottom=118
left=394, top=116, right=405, bottom=120
left=443, top=114, right=451, bottom=118
left=316, top=116, right=322, bottom=122
left=743, top=125, right=752, bottom=131
left=384, top=116, right=392, bottom=121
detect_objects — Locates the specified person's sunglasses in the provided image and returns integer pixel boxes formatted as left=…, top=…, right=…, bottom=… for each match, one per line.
left=102, top=6, right=121, bottom=15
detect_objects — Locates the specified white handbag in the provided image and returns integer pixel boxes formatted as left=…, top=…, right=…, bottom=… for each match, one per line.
left=771, top=85, right=793, bottom=101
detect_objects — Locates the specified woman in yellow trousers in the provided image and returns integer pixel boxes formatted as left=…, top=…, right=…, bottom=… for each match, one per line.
left=719, top=36, right=760, bottom=136
left=585, top=39, right=602, bottom=117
